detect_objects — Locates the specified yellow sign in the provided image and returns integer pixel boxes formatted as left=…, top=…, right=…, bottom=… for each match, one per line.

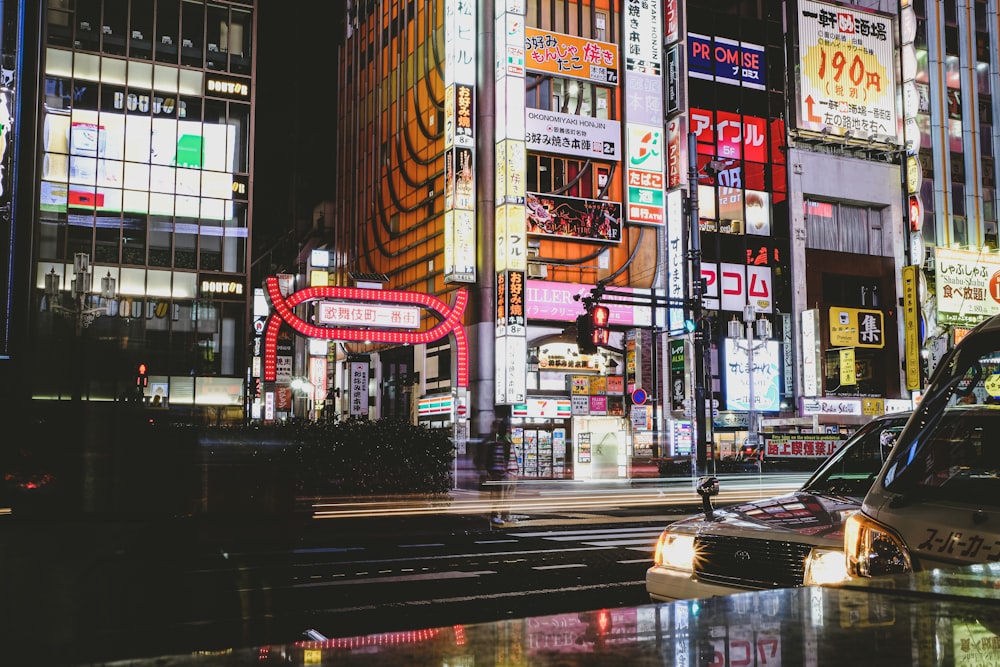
left=829, top=307, right=885, bottom=349
left=903, top=265, right=921, bottom=390
left=862, top=397, right=885, bottom=416
left=570, top=375, right=591, bottom=395
left=840, top=348, right=856, bottom=386
left=985, top=374, right=1000, bottom=398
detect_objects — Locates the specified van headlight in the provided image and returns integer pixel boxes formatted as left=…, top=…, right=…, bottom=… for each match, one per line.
left=844, top=512, right=913, bottom=578
left=653, top=531, right=696, bottom=572
left=803, top=547, right=849, bottom=586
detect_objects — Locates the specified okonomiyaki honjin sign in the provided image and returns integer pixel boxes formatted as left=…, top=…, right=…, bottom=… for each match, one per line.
left=526, top=192, right=622, bottom=243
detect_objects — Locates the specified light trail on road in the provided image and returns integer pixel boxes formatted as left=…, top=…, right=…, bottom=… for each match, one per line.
left=309, top=474, right=810, bottom=520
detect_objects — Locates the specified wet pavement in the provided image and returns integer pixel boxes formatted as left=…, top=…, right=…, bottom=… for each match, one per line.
left=51, top=560, right=1000, bottom=666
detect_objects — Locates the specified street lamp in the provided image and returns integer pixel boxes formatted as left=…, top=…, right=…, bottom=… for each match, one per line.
left=729, top=305, right=772, bottom=452
left=291, top=377, right=315, bottom=421
left=45, top=253, right=116, bottom=336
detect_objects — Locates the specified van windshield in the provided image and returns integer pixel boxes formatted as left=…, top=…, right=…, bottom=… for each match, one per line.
left=881, top=316, right=1000, bottom=504
left=880, top=407, right=1000, bottom=506
left=803, top=415, right=908, bottom=498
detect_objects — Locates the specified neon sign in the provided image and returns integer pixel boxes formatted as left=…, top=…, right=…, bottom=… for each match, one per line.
left=262, top=276, right=469, bottom=387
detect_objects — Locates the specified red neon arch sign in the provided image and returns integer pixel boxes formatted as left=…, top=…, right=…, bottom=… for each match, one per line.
left=262, top=276, right=469, bottom=388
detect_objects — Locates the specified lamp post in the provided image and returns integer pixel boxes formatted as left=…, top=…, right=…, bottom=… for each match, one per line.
left=729, top=305, right=772, bottom=453
left=44, top=253, right=117, bottom=402
left=45, top=253, right=116, bottom=337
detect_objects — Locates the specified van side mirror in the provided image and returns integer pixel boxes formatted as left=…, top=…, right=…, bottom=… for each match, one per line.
left=696, top=476, right=719, bottom=519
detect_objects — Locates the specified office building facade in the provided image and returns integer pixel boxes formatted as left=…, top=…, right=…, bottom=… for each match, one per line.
left=1, top=0, right=256, bottom=424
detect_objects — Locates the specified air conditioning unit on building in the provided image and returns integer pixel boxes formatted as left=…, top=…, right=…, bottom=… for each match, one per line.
left=527, top=263, right=548, bottom=279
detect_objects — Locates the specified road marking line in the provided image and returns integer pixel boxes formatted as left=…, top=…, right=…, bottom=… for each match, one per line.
left=539, top=532, right=663, bottom=542
left=294, top=570, right=496, bottom=588
left=511, top=527, right=665, bottom=537
left=581, top=539, right=659, bottom=547
left=532, top=563, right=588, bottom=570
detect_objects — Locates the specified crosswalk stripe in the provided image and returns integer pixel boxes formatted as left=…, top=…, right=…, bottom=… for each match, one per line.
left=511, top=526, right=664, bottom=538
left=581, top=539, right=658, bottom=547
left=533, top=531, right=663, bottom=542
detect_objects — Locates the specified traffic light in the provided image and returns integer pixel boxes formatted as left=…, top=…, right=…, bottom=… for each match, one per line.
left=576, top=313, right=597, bottom=354
left=136, top=363, right=148, bottom=388
left=591, top=305, right=610, bottom=347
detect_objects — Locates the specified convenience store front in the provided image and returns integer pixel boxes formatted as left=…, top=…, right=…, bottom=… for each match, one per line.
left=510, top=389, right=629, bottom=482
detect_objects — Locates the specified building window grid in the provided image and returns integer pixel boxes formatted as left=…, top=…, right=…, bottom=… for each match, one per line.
left=41, top=53, right=250, bottom=272
left=804, top=201, right=888, bottom=257
left=46, top=0, right=251, bottom=75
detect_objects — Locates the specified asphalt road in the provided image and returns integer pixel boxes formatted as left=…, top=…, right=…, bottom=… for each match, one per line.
left=3, top=473, right=809, bottom=664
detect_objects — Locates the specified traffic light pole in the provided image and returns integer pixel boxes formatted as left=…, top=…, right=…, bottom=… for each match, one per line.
left=687, top=131, right=710, bottom=477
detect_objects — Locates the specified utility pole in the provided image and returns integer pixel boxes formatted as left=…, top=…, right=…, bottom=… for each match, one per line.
left=687, top=132, right=709, bottom=476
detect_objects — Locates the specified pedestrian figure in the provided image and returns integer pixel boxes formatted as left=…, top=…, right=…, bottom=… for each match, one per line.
left=487, top=418, right=518, bottom=525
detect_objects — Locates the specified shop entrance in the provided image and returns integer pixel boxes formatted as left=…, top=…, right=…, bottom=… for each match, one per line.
left=573, top=415, right=627, bottom=480
left=513, top=423, right=572, bottom=480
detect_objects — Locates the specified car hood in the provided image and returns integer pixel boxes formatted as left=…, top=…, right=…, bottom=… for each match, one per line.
left=671, top=490, right=862, bottom=545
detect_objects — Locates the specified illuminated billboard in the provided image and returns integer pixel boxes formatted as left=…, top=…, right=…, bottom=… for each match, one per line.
left=41, top=108, right=235, bottom=220
left=795, top=1, right=898, bottom=139
left=526, top=192, right=622, bottom=243
left=724, top=338, right=780, bottom=412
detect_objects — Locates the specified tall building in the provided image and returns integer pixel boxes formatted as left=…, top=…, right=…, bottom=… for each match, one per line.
left=0, top=0, right=256, bottom=425
left=330, top=0, right=1000, bottom=487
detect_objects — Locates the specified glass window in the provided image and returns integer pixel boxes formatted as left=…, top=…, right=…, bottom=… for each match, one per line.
left=180, top=0, right=205, bottom=68
left=952, top=214, right=968, bottom=247
left=175, top=216, right=198, bottom=269
left=46, top=2, right=72, bottom=48
left=229, top=103, right=250, bottom=173
left=229, top=8, right=252, bottom=75
left=95, top=215, right=120, bottom=263
left=149, top=215, right=172, bottom=267
left=128, top=0, right=153, bottom=60
left=122, top=215, right=146, bottom=265
left=76, top=0, right=102, bottom=51
left=67, top=212, right=94, bottom=258
left=206, top=4, right=229, bottom=71
left=102, top=0, right=128, bottom=56
left=156, top=0, right=181, bottom=64
left=804, top=200, right=889, bottom=256
left=199, top=223, right=223, bottom=271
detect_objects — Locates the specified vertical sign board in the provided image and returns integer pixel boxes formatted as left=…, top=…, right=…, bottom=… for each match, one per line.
left=622, top=0, right=664, bottom=227
left=902, top=265, right=921, bottom=390
left=670, top=339, right=686, bottom=410
left=350, top=361, right=369, bottom=417
left=666, top=188, right=685, bottom=332
left=444, top=0, right=477, bottom=284
left=495, top=2, right=528, bottom=404
left=802, top=309, right=821, bottom=396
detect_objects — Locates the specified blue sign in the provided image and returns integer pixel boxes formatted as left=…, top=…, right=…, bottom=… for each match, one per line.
left=687, top=32, right=765, bottom=91
left=631, top=387, right=648, bottom=405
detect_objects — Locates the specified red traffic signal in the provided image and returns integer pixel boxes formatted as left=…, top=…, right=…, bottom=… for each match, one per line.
left=591, top=305, right=610, bottom=328
left=591, top=305, right=610, bottom=347
left=136, top=363, right=148, bottom=387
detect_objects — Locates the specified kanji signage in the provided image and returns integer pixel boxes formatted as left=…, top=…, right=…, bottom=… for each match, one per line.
left=828, top=306, right=884, bottom=349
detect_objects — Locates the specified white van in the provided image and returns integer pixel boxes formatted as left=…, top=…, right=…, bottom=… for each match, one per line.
left=646, top=411, right=910, bottom=601
left=845, top=314, right=1000, bottom=577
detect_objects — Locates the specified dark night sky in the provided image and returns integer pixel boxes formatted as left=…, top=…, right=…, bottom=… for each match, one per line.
left=251, top=3, right=342, bottom=257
